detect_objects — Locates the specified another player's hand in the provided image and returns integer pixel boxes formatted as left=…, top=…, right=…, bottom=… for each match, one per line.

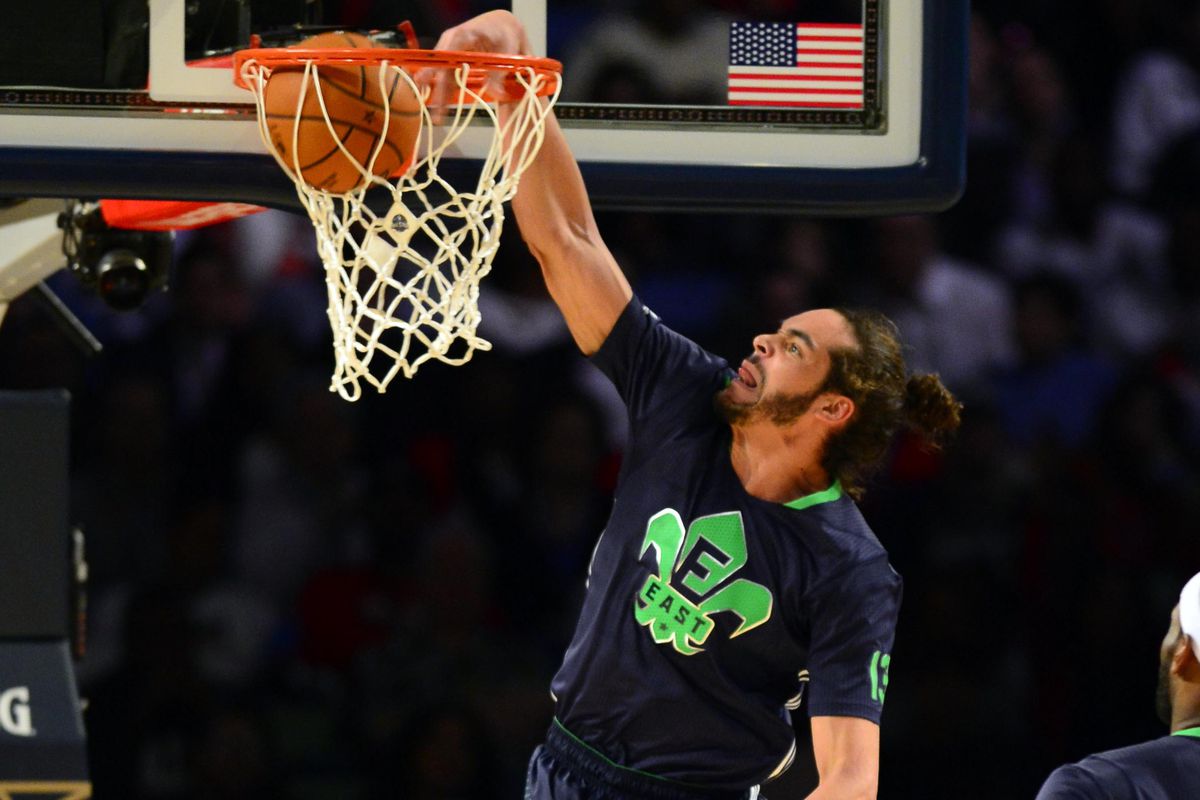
left=419, top=11, right=532, bottom=116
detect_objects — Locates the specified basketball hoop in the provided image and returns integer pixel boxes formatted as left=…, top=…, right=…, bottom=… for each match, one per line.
left=233, top=44, right=562, bottom=401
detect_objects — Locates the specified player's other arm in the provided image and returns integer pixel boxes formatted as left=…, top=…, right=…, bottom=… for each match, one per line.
left=433, top=11, right=632, bottom=356
left=806, top=716, right=879, bottom=800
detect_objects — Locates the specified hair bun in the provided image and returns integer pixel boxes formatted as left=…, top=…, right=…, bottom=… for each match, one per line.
left=904, top=373, right=963, bottom=444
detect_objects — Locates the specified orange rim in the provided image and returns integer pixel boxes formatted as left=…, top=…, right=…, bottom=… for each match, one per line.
left=233, top=47, right=561, bottom=101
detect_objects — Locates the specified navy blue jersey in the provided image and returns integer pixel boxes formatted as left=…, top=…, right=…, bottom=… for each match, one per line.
left=549, top=298, right=902, bottom=791
left=1035, top=731, right=1200, bottom=800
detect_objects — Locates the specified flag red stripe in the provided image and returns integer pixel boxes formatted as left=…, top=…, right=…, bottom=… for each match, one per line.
left=728, top=99, right=864, bottom=108
left=796, top=48, right=863, bottom=55
left=729, top=73, right=862, bottom=82
left=794, top=23, right=863, bottom=30
left=730, top=86, right=863, bottom=95
left=796, top=61, right=863, bottom=68
left=796, top=35, right=863, bottom=42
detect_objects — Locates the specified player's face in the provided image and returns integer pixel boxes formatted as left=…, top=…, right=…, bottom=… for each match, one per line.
left=720, top=309, right=856, bottom=422
left=1156, top=605, right=1182, bottom=725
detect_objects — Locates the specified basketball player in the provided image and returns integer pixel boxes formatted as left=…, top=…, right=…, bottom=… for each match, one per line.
left=433, top=12, right=962, bottom=799
left=1035, top=571, right=1200, bottom=800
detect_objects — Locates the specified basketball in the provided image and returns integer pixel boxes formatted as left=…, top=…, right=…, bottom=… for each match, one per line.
left=262, top=32, right=422, bottom=194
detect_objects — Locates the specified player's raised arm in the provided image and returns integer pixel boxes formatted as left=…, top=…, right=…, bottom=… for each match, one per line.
left=432, top=11, right=632, bottom=355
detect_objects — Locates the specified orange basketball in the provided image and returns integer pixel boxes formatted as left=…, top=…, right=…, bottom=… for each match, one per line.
left=262, top=32, right=422, bottom=194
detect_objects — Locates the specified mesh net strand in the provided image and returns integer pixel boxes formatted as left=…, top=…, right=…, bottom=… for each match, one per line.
left=241, top=56, right=560, bottom=401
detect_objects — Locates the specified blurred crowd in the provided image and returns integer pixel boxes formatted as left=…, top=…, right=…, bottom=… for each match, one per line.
left=3, top=1, right=1200, bottom=798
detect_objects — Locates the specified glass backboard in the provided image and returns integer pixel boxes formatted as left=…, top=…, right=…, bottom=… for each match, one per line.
left=0, top=0, right=965, bottom=214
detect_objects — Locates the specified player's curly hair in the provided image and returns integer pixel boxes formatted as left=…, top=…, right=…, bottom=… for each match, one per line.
left=821, top=308, right=962, bottom=500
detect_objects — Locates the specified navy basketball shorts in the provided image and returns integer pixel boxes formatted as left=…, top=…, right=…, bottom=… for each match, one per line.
left=525, top=720, right=759, bottom=800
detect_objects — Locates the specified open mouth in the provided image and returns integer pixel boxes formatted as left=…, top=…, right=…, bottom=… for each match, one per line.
left=738, top=361, right=759, bottom=389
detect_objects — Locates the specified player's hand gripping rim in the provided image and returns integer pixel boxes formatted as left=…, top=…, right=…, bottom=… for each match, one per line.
left=415, top=10, right=533, bottom=122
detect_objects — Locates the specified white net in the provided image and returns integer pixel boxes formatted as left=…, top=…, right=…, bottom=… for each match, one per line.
left=239, top=55, right=560, bottom=401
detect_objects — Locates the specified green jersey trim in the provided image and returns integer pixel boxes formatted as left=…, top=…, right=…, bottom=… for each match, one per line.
left=1172, top=726, right=1200, bottom=739
left=784, top=480, right=844, bottom=510
left=551, top=718, right=713, bottom=789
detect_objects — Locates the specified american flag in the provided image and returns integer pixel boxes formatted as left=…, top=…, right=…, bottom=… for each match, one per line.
left=728, top=22, right=865, bottom=108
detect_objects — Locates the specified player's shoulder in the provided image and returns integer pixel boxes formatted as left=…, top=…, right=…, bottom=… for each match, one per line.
left=1038, top=736, right=1200, bottom=800
left=1084, top=733, right=1200, bottom=768
left=619, top=298, right=720, bottom=361
left=795, top=492, right=889, bottom=564
left=786, top=496, right=899, bottom=596
left=1036, top=760, right=1110, bottom=799
left=595, top=296, right=726, bottom=376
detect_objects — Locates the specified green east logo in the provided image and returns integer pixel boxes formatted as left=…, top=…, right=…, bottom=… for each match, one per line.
left=634, top=509, right=773, bottom=655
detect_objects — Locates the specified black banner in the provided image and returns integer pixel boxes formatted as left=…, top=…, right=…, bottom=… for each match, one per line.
left=0, top=391, right=70, bottom=639
left=0, top=641, right=89, bottom=784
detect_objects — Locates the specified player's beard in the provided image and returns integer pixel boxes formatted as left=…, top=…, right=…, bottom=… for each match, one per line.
left=1155, top=656, right=1173, bottom=726
left=716, top=383, right=823, bottom=426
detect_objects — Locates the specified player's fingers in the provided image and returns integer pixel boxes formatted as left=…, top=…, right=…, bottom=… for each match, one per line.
left=431, top=27, right=460, bottom=53
left=429, top=66, right=465, bottom=124
left=432, top=13, right=520, bottom=57
left=436, top=65, right=463, bottom=122
left=406, top=66, right=433, bottom=123
left=433, top=25, right=488, bottom=55
left=429, top=29, right=474, bottom=121
left=484, top=68, right=508, bottom=105
left=428, top=12, right=527, bottom=113
left=414, top=46, right=459, bottom=123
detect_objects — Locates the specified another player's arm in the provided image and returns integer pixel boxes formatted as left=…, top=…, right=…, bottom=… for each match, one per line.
left=806, top=716, right=880, bottom=800
left=432, top=11, right=632, bottom=356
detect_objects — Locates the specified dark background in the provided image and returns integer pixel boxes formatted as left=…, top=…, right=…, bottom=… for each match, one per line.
left=3, top=0, right=1200, bottom=797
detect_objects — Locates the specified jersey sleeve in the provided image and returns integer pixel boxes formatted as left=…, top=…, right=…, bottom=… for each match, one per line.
left=1034, top=764, right=1109, bottom=799
left=804, top=556, right=903, bottom=723
left=590, top=296, right=730, bottom=427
